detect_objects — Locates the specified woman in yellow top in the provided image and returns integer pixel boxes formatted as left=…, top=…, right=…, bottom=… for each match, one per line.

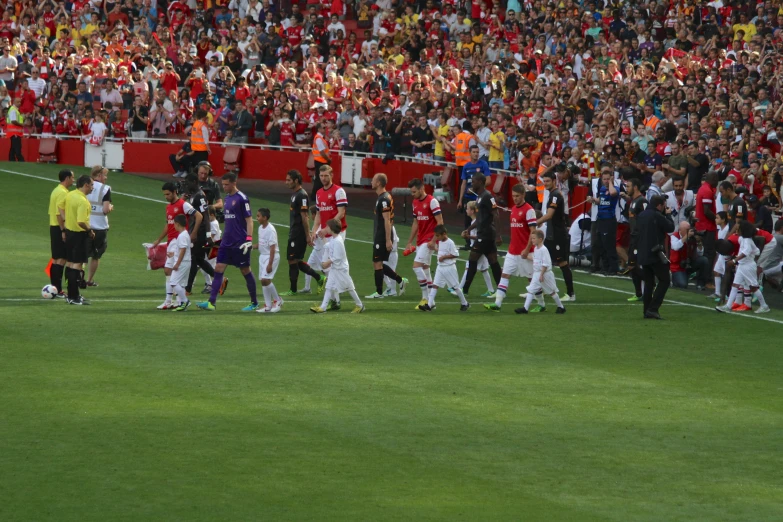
left=488, top=119, right=506, bottom=172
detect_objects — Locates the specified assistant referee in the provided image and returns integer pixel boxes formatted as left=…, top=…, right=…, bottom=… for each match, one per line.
left=48, top=169, right=74, bottom=296
left=64, top=175, right=95, bottom=305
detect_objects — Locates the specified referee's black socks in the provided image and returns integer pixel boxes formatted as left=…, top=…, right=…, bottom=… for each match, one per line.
left=490, top=261, right=502, bottom=285
left=65, top=267, right=80, bottom=299
left=51, top=264, right=64, bottom=293
left=289, top=264, right=299, bottom=292
left=376, top=266, right=402, bottom=293
left=560, top=265, right=574, bottom=296
left=463, top=260, right=478, bottom=294
left=297, top=261, right=320, bottom=280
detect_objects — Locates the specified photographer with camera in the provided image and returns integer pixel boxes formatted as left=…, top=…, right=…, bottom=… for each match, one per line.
left=636, top=195, right=676, bottom=320
left=670, top=221, right=710, bottom=290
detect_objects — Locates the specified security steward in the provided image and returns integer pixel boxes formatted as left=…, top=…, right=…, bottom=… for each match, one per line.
left=48, top=169, right=74, bottom=296
left=64, top=175, right=95, bottom=305
left=636, top=194, right=676, bottom=320
left=311, top=122, right=331, bottom=200
left=189, top=108, right=211, bottom=166
left=85, top=165, right=114, bottom=287
left=7, top=97, right=24, bottom=161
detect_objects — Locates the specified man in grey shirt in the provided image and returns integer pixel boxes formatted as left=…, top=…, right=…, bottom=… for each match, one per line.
left=760, top=219, right=783, bottom=286
left=0, top=46, right=17, bottom=89
left=230, top=101, right=252, bottom=143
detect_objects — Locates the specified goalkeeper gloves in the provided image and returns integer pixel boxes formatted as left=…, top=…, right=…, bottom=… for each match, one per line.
left=240, top=235, right=253, bottom=255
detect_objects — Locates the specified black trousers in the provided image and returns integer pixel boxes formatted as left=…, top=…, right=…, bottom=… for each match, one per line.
left=186, top=243, right=214, bottom=292
left=311, top=161, right=328, bottom=202
left=169, top=153, right=187, bottom=173
left=700, top=229, right=716, bottom=269
left=595, top=218, right=618, bottom=272
left=9, top=135, right=23, bottom=161
left=642, top=262, right=671, bottom=315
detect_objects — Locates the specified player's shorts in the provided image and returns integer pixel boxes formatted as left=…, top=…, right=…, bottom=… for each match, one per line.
left=65, top=230, right=88, bottom=264
left=714, top=255, right=726, bottom=276
left=433, top=264, right=460, bottom=289
left=502, top=254, right=533, bottom=278
left=170, top=262, right=191, bottom=287
left=307, top=247, right=323, bottom=271
left=471, top=236, right=497, bottom=257
left=544, top=235, right=569, bottom=264
left=216, top=245, right=251, bottom=268
left=50, top=225, right=67, bottom=259
left=414, top=242, right=434, bottom=265
left=86, top=229, right=108, bottom=259
left=258, top=254, right=280, bottom=280
left=325, top=267, right=355, bottom=293
left=616, top=223, right=630, bottom=248
left=165, top=241, right=178, bottom=269
left=527, top=270, right=559, bottom=296
left=373, top=241, right=391, bottom=263
left=733, top=263, right=759, bottom=288
left=287, top=230, right=308, bottom=261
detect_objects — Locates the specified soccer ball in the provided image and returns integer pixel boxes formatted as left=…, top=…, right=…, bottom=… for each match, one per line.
left=42, top=284, right=58, bottom=299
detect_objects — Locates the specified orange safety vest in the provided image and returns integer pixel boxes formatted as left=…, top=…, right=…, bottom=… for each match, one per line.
left=536, top=164, right=546, bottom=203
left=6, top=106, right=23, bottom=137
left=190, top=120, right=208, bottom=151
left=312, top=132, right=330, bottom=163
left=643, top=115, right=660, bottom=131
left=454, top=132, right=473, bottom=166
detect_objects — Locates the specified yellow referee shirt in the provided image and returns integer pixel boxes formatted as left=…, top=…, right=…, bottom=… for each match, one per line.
left=49, top=184, right=69, bottom=227
left=65, top=190, right=90, bottom=232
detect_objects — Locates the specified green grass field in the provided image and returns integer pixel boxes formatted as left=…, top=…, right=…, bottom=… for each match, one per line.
left=1, top=162, right=782, bottom=521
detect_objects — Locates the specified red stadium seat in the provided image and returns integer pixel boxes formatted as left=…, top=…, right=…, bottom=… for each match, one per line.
left=37, top=138, right=57, bottom=163
left=223, top=145, right=241, bottom=174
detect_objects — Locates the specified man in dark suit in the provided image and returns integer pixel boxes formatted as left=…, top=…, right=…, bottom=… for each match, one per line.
left=231, top=101, right=253, bottom=143
left=636, top=195, right=676, bottom=319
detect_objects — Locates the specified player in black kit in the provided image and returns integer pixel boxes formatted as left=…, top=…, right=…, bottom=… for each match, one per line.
left=537, top=171, right=575, bottom=300
left=461, top=173, right=502, bottom=294
left=184, top=173, right=216, bottom=294
left=284, top=170, right=325, bottom=295
left=370, top=173, right=406, bottom=297
left=625, top=177, right=648, bottom=301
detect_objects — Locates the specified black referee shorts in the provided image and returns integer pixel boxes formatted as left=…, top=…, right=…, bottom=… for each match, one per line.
left=471, top=236, right=498, bottom=257
left=50, top=225, right=67, bottom=259
left=373, top=241, right=391, bottom=262
left=65, top=230, right=89, bottom=264
left=86, top=229, right=108, bottom=259
left=287, top=229, right=308, bottom=261
left=545, top=235, right=569, bottom=264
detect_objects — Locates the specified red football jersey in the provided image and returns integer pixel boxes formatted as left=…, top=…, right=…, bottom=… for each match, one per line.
left=694, top=182, right=717, bottom=232
left=412, top=194, right=442, bottom=245
left=316, top=183, right=348, bottom=236
left=165, top=198, right=193, bottom=242
left=508, top=202, right=537, bottom=255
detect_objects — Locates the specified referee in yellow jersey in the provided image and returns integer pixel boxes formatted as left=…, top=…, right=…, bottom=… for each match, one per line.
left=48, top=169, right=74, bottom=296
left=64, top=175, right=95, bottom=305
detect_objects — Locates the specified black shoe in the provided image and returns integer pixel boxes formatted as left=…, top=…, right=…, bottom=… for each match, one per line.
left=55, top=292, right=66, bottom=299
left=514, top=307, right=528, bottom=314
left=556, top=307, right=566, bottom=314
left=644, top=311, right=662, bottom=320
left=67, top=296, right=90, bottom=306
left=418, top=304, right=432, bottom=311
left=460, top=303, right=470, bottom=312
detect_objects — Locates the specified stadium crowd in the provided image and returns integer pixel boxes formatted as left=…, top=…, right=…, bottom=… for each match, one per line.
left=22, top=0, right=783, bottom=312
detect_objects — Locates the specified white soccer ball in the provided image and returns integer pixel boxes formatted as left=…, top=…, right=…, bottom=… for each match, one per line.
left=42, top=284, right=58, bottom=299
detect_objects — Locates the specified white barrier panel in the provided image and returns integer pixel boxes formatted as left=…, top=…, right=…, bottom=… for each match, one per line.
left=84, top=141, right=124, bottom=170
left=341, top=155, right=362, bottom=186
